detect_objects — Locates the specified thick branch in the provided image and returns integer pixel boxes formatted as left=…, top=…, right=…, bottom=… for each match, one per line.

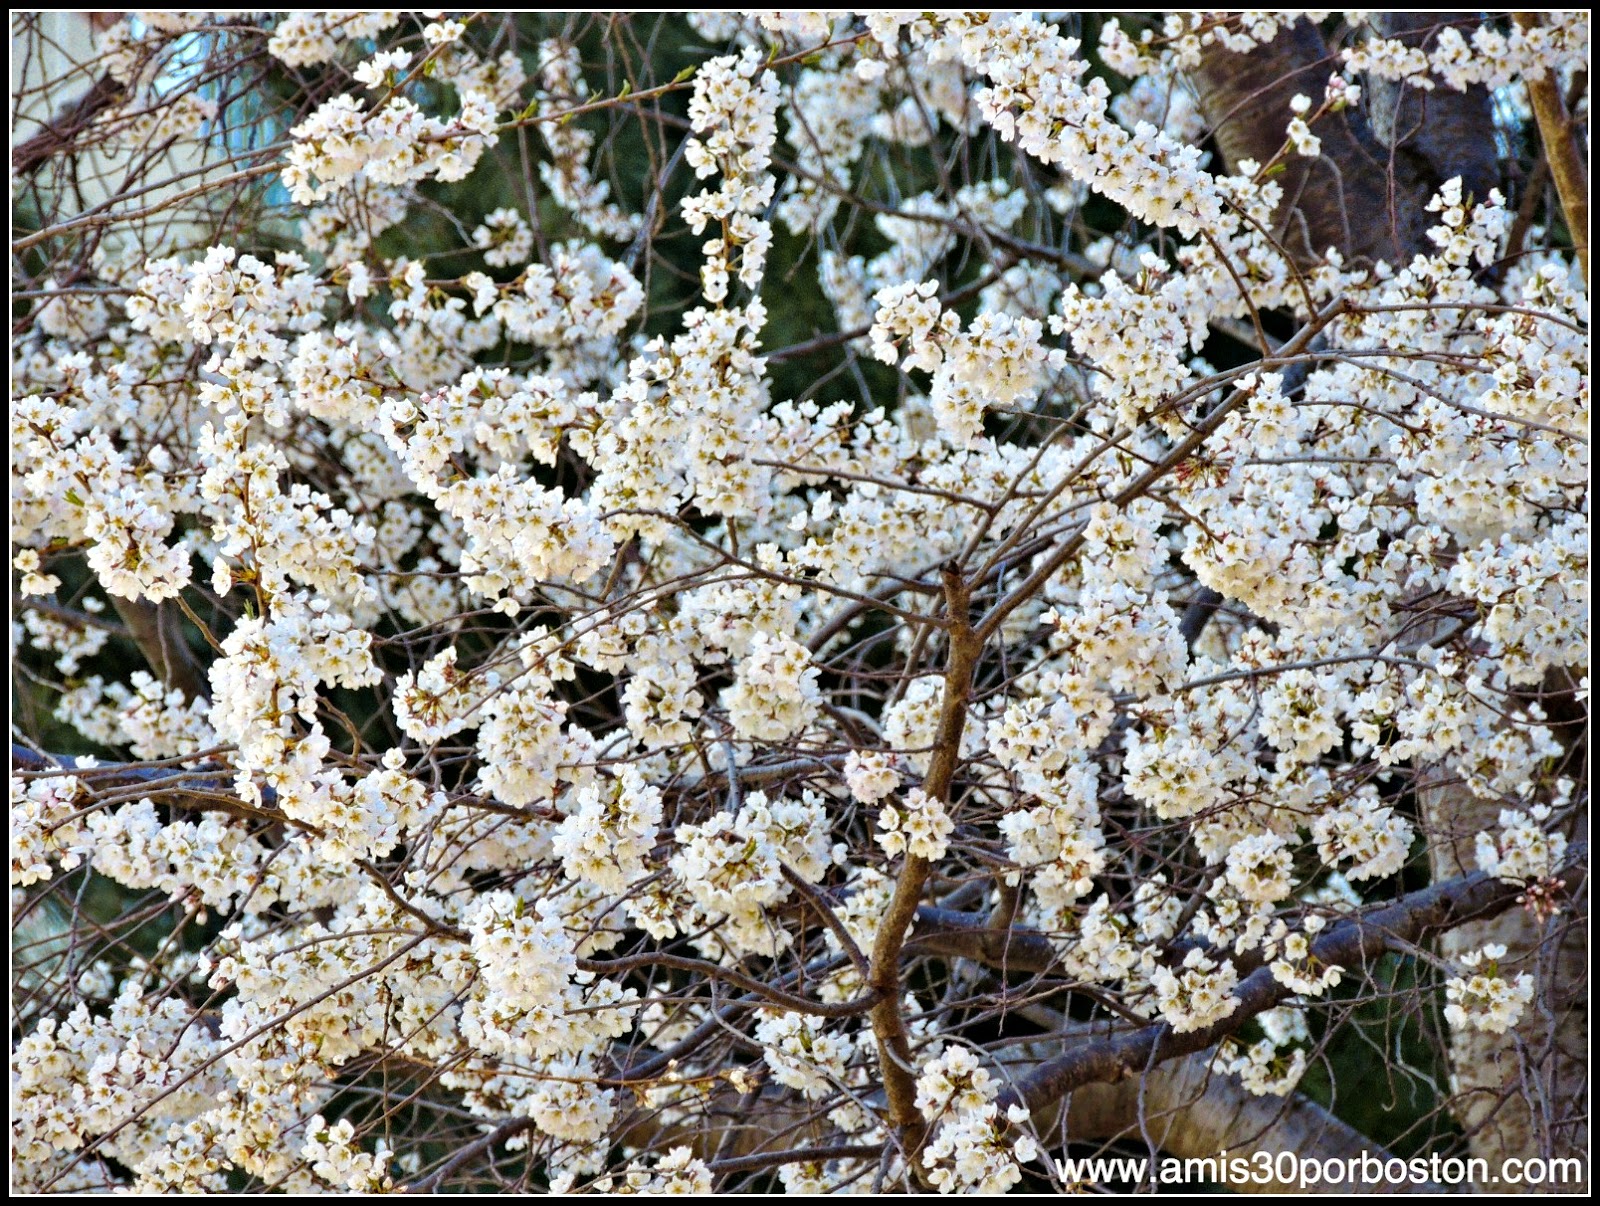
left=996, top=845, right=1586, bottom=1120
left=1514, top=13, right=1589, bottom=284
left=907, top=904, right=1060, bottom=973
left=1004, top=1022, right=1443, bottom=1193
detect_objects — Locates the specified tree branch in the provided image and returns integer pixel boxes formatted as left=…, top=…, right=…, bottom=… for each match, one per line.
left=106, top=596, right=211, bottom=703
left=1514, top=12, right=1589, bottom=284
left=1011, top=1031, right=1445, bottom=1192
left=996, top=845, right=1586, bottom=1121
left=868, top=563, right=984, bottom=1162
left=12, top=74, right=125, bottom=177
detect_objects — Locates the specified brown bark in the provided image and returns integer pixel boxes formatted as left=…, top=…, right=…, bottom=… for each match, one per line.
left=1189, top=17, right=1436, bottom=268
left=867, top=564, right=984, bottom=1169
left=1009, top=1034, right=1444, bottom=1193
left=1365, top=15, right=1502, bottom=211
left=107, top=596, right=211, bottom=703
left=1514, top=12, right=1589, bottom=284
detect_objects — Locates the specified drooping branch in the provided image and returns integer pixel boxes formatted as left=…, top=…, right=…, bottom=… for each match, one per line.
left=11, top=73, right=125, bottom=178
left=996, top=844, right=1586, bottom=1121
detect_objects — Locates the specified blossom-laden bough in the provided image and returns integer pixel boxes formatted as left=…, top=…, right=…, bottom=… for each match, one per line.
left=11, top=11, right=1587, bottom=1195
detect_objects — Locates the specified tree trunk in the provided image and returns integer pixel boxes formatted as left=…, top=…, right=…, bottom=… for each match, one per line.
left=1419, top=771, right=1588, bottom=1192
left=1187, top=17, right=1434, bottom=268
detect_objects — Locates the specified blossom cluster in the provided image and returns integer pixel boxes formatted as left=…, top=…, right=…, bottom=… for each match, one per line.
left=1443, top=944, right=1536, bottom=1035
left=10, top=9, right=1587, bottom=1195
left=914, top=1047, right=1039, bottom=1194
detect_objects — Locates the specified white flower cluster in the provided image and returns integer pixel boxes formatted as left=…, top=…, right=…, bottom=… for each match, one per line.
left=393, top=646, right=502, bottom=744
left=1284, top=94, right=1321, bottom=157
left=776, top=60, right=883, bottom=233
left=1443, top=944, right=1536, bottom=1035
left=491, top=240, right=645, bottom=352
left=584, top=49, right=782, bottom=533
left=1110, top=73, right=1208, bottom=145
left=1475, top=804, right=1569, bottom=884
left=1311, top=788, right=1414, bottom=882
left=883, top=675, right=965, bottom=775
left=1054, top=268, right=1198, bottom=430
left=723, top=631, right=821, bottom=741
left=1121, top=682, right=1258, bottom=823
left=670, top=790, right=833, bottom=955
left=11, top=772, right=88, bottom=887
left=871, top=280, right=1055, bottom=445
left=199, top=414, right=375, bottom=612
left=14, top=393, right=192, bottom=602
left=1343, top=13, right=1588, bottom=91
left=683, top=48, right=781, bottom=304
left=552, top=765, right=663, bottom=894
left=300, top=1115, right=393, bottom=1192
left=1099, top=13, right=1334, bottom=76
left=313, top=748, right=443, bottom=866
left=843, top=749, right=903, bottom=803
left=755, top=1010, right=855, bottom=1098
left=461, top=888, right=638, bottom=1061
left=14, top=980, right=234, bottom=1191
left=101, top=670, right=216, bottom=761
left=81, top=796, right=269, bottom=913
left=1268, top=915, right=1344, bottom=997
left=268, top=12, right=403, bottom=68
left=377, top=390, right=616, bottom=605
left=915, top=1047, right=1037, bottom=1194
left=282, top=78, right=498, bottom=207
left=1450, top=516, right=1587, bottom=686
left=12, top=548, right=60, bottom=596
left=995, top=762, right=1106, bottom=912
left=597, top=1147, right=713, bottom=1194
left=472, top=672, right=581, bottom=809
left=136, top=244, right=327, bottom=376
left=1216, top=1004, right=1309, bottom=1097
left=206, top=593, right=379, bottom=795
left=823, top=179, right=1028, bottom=344
left=471, top=207, right=534, bottom=268
left=1151, top=947, right=1242, bottom=1033
left=18, top=604, right=110, bottom=674
left=1222, top=831, right=1297, bottom=904
left=928, top=14, right=1227, bottom=239
left=878, top=788, right=955, bottom=862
